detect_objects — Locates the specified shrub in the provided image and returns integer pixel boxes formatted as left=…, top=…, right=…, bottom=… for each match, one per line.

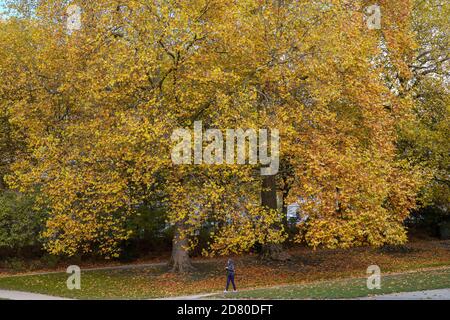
left=0, top=191, right=47, bottom=254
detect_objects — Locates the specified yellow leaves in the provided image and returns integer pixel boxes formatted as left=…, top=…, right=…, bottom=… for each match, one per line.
left=0, top=0, right=428, bottom=259
left=207, top=205, right=287, bottom=256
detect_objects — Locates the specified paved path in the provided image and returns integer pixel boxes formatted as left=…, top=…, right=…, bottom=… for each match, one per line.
left=157, top=293, right=218, bottom=300
left=161, top=288, right=450, bottom=300
left=0, top=258, right=222, bottom=279
left=1, top=287, right=450, bottom=300
left=360, top=288, right=450, bottom=300
left=0, top=289, right=73, bottom=300
left=0, top=262, right=167, bottom=279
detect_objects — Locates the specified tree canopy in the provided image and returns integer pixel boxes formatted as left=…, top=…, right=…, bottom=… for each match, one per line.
left=0, top=0, right=447, bottom=270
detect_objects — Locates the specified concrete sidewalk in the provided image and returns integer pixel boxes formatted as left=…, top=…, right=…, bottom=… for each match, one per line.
left=0, top=289, right=73, bottom=300
left=1, top=288, right=450, bottom=300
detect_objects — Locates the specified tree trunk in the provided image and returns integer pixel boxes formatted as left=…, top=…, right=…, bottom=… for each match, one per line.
left=261, top=242, right=292, bottom=261
left=0, top=176, right=5, bottom=191
left=261, top=174, right=291, bottom=261
left=262, top=174, right=278, bottom=209
left=168, top=221, right=195, bottom=273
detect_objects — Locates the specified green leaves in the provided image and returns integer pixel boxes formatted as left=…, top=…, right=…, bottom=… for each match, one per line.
left=0, top=191, right=46, bottom=250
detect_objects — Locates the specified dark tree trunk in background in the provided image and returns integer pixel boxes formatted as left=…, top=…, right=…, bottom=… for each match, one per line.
left=262, top=175, right=278, bottom=209
left=0, top=177, right=5, bottom=191
left=261, top=242, right=291, bottom=261
left=168, top=221, right=195, bottom=273
left=281, top=183, right=290, bottom=229
left=261, top=175, right=291, bottom=261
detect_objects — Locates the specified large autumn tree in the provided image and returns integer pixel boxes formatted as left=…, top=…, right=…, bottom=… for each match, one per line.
left=397, top=0, right=449, bottom=215
left=1, top=0, right=286, bottom=270
left=0, top=0, right=431, bottom=271
left=221, top=0, right=423, bottom=250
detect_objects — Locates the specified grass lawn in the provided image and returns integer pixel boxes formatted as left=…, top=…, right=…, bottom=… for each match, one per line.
left=0, top=240, right=449, bottom=299
left=213, top=268, right=450, bottom=299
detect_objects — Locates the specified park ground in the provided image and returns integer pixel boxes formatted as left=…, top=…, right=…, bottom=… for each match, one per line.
left=0, top=239, right=449, bottom=299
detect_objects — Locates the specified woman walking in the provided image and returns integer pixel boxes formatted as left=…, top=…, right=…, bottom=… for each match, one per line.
left=224, top=259, right=237, bottom=293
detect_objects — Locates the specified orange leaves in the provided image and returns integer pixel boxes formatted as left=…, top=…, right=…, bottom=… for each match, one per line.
left=0, top=0, right=429, bottom=259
